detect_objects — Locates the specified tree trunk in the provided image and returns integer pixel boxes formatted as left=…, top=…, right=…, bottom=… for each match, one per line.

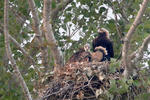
left=43, top=0, right=64, bottom=68
left=122, top=0, right=149, bottom=78
left=4, top=0, right=32, bottom=100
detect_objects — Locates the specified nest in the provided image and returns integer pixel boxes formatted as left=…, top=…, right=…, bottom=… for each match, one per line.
left=40, top=62, right=124, bottom=100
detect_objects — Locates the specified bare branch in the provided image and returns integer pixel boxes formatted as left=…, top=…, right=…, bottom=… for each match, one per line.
left=27, top=0, right=42, bottom=38
left=9, top=4, right=29, bottom=24
left=9, top=35, right=35, bottom=63
left=9, top=34, right=42, bottom=78
left=51, top=0, right=73, bottom=20
left=0, top=26, right=3, bottom=34
left=116, top=0, right=129, bottom=23
left=130, top=34, right=150, bottom=62
left=122, top=0, right=149, bottom=78
left=27, top=0, right=51, bottom=69
left=0, top=22, right=35, bottom=65
left=4, top=0, right=32, bottom=100
left=43, top=0, right=64, bottom=67
left=9, top=5, right=32, bottom=30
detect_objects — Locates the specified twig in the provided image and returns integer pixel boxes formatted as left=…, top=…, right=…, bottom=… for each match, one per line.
left=43, top=83, right=74, bottom=99
left=66, top=62, right=108, bottom=68
left=130, top=34, right=150, bottom=62
left=51, top=0, right=73, bottom=20
left=0, top=22, right=37, bottom=67
left=9, top=3, right=31, bottom=29
left=71, top=26, right=80, bottom=37
left=9, top=35, right=34, bottom=62
left=108, top=0, right=123, bottom=39
left=116, top=0, right=129, bottom=23
left=27, top=0, right=42, bottom=38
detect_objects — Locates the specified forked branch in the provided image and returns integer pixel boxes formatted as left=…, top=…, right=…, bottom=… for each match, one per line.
left=130, top=34, right=150, bottom=62
left=51, top=0, right=73, bottom=20
left=122, top=0, right=149, bottom=78
left=43, top=0, right=64, bottom=67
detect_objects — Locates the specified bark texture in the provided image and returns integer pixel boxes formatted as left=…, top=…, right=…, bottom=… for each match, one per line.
left=43, top=0, right=64, bottom=67
left=131, top=34, right=150, bottom=62
left=27, top=0, right=50, bottom=69
left=122, top=0, right=149, bottom=78
left=4, top=0, right=32, bottom=100
left=9, top=35, right=35, bottom=63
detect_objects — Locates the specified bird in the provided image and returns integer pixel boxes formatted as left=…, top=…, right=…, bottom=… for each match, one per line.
left=66, top=44, right=92, bottom=63
left=91, top=46, right=108, bottom=62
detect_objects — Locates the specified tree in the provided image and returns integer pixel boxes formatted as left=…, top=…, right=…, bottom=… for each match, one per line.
left=4, top=0, right=32, bottom=99
left=122, top=0, right=149, bottom=78
left=1, top=0, right=150, bottom=99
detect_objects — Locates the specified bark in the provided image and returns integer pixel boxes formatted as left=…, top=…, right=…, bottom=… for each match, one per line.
left=130, top=34, right=150, bottom=62
left=41, top=46, right=50, bottom=70
left=27, top=0, right=50, bottom=69
left=122, top=0, right=149, bottom=78
left=4, top=0, right=32, bottom=100
left=9, top=35, right=35, bottom=63
left=27, top=0, right=42, bottom=38
left=43, top=0, right=64, bottom=67
left=0, top=23, right=37, bottom=67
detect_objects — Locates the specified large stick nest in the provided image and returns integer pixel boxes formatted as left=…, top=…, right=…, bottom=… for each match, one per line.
left=41, top=62, right=123, bottom=100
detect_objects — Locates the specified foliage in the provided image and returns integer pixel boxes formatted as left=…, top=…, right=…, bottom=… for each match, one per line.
left=0, top=0, right=150, bottom=100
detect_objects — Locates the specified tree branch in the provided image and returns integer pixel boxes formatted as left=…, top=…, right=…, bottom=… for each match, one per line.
left=27, top=0, right=51, bottom=69
left=27, top=0, right=42, bottom=38
left=116, top=0, right=129, bottom=23
left=4, top=0, right=32, bottom=100
left=51, top=0, right=73, bottom=20
left=108, top=0, right=123, bottom=39
left=130, top=34, right=150, bottom=62
left=9, top=35, right=35, bottom=63
left=9, top=4, right=32, bottom=30
left=43, top=0, right=64, bottom=67
left=122, top=0, right=149, bottom=78
left=0, top=22, right=35, bottom=65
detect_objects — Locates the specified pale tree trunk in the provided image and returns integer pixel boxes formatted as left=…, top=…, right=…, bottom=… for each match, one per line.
left=122, top=0, right=149, bottom=78
left=27, top=0, right=50, bottom=70
left=43, top=0, right=64, bottom=68
left=0, top=22, right=40, bottom=73
left=42, top=0, right=73, bottom=67
left=27, top=0, right=73, bottom=68
left=4, top=0, right=32, bottom=100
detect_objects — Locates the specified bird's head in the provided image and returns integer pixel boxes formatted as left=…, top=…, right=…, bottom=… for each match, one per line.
left=84, top=44, right=90, bottom=52
left=98, top=28, right=109, bottom=39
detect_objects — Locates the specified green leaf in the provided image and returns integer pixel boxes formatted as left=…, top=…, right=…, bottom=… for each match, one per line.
left=108, top=80, right=118, bottom=94
left=99, top=7, right=106, bottom=13
left=52, top=0, right=56, bottom=9
left=135, top=93, right=150, bottom=100
left=133, top=80, right=141, bottom=87
left=118, top=78, right=129, bottom=94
